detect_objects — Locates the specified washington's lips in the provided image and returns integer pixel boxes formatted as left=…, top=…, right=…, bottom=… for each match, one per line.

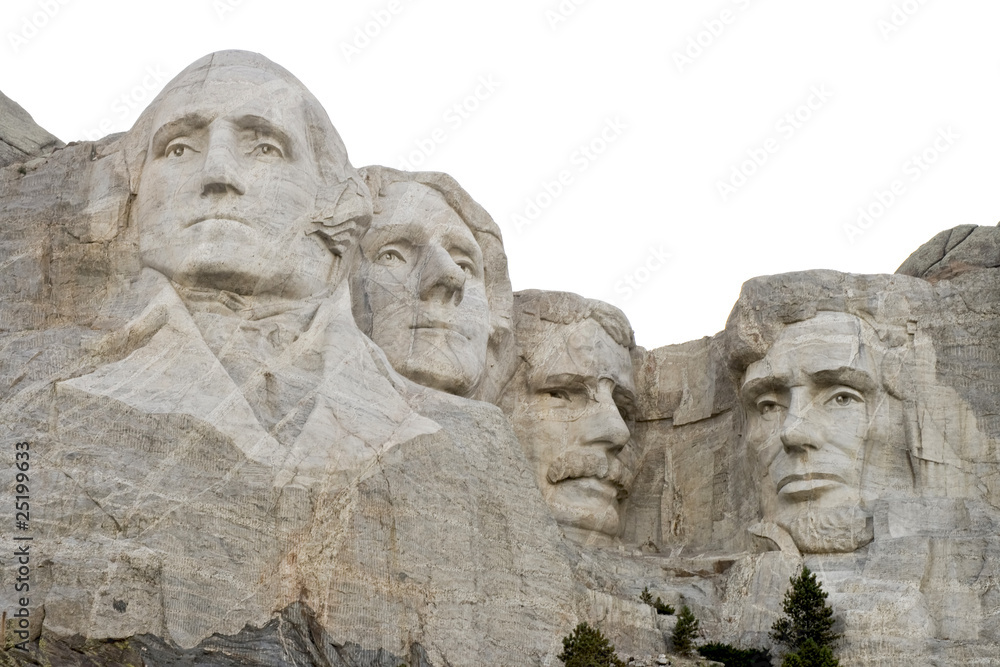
left=776, top=472, right=845, bottom=494
left=183, top=215, right=249, bottom=229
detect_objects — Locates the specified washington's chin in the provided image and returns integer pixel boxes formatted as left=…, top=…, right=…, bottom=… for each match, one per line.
left=391, top=337, right=485, bottom=397
left=546, top=482, right=621, bottom=541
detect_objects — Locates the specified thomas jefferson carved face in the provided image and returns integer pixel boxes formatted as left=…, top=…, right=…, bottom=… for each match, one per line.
left=354, top=182, right=491, bottom=396
left=133, top=64, right=336, bottom=300
left=742, top=312, right=899, bottom=552
left=511, top=317, right=636, bottom=545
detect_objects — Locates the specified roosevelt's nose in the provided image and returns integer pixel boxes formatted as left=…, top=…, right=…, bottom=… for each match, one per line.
left=779, top=389, right=821, bottom=452
left=418, top=244, right=466, bottom=305
left=582, top=380, right=631, bottom=453
left=200, top=132, right=246, bottom=197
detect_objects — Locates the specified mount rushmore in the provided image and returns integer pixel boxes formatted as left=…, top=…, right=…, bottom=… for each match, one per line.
left=1, top=50, right=1000, bottom=666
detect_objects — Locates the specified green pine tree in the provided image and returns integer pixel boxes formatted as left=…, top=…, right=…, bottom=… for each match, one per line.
left=781, top=639, right=838, bottom=667
left=671, top=605, right=700, bottom=657
left=557, top=622, right=625, bottom=667
left=771, top=566, right=840, bottom=666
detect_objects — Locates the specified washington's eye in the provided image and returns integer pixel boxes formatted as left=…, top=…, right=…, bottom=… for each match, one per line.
left=165, top=142, right=195, bottom=158
left=831, top=392, right=861, bottom=407
left=252, top=142, right=283, bottom=158
left=757, top=400, right=780, bottom=414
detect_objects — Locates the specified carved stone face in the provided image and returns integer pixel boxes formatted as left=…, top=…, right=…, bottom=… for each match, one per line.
left=134, top=66, right=335, bottom=300
left=355, top=182, right=491, bottom=396
left=742, top=312, right=884, bottom=547
left=511, top=318, right=636, bottom=545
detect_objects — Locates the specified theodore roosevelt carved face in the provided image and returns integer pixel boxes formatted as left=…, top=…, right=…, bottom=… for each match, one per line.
left=506, top=291, right=637, bottom=546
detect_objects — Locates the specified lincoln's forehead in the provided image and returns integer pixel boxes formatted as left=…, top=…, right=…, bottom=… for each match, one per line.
left=743, top=312, right=879, bottom=388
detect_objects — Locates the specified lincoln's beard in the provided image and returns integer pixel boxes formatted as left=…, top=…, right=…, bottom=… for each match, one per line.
left=780, top=505, right=874, bottom=554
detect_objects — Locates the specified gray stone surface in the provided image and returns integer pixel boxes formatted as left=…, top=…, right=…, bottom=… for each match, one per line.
left=3, top=51, right=1000, bottom=666
left=0, top=89, right=63, bottom=168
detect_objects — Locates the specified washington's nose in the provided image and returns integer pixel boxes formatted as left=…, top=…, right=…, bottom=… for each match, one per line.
left=779, top=391, right=820, bottom=452
left=200, top=138, right=246, bottom=197
left=418, top=245, right=466, bottom=305
left=582, top=381, right=631, bottom=452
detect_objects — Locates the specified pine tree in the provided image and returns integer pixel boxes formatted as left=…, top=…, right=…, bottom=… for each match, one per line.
left=671, top=605, right=700, bottom=657
left=771, top=566, right=840, bottom=667
left=557, top=622, right=625, bottom=667
left=781, top=639, right=838, bottom=667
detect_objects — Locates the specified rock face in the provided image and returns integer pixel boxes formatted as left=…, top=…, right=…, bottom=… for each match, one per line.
left=2, top=50, right=1000, bottom=666
left=0, top=90, right=63, bottom=167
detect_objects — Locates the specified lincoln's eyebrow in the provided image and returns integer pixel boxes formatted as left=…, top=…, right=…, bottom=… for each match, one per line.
left=232, top=115, right=296, bottom=159
left=810, top=367, right=877, bottom=393
left=150, top=113, right=210, bottom=157
left=741, top=375, right=787, bottom=399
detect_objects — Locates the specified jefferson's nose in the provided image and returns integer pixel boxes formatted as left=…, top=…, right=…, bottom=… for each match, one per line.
left=418, top=245, right=466, bottom=305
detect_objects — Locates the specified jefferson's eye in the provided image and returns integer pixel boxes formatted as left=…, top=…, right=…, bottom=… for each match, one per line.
left=377, top=249, right=405, bottom=265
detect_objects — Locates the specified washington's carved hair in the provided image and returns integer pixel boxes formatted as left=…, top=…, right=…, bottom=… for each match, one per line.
left=122, top=49, right=372, bottom=253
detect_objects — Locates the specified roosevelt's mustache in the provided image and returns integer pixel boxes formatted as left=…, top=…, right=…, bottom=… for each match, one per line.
left=546, top=450, right=629, bottom=489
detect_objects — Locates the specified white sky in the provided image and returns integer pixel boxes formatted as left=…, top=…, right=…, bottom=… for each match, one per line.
left=3, top=0, right=998, bottom=349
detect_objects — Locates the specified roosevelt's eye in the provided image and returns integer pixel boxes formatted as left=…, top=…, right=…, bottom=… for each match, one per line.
left=547, top=389, right=571, bottom=401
